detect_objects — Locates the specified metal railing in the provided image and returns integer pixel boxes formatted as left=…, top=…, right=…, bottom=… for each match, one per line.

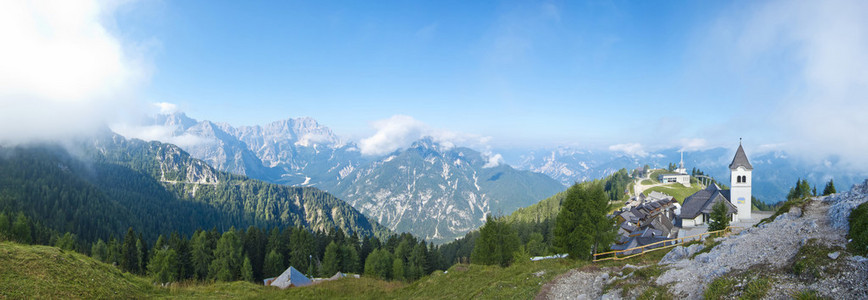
left=592, top=226, right=742, bottom=262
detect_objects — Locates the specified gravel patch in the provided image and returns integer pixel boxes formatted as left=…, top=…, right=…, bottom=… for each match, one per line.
left=536, top=266, right=613, bottom=300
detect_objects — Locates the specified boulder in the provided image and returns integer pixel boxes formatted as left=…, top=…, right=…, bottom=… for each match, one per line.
left=789, top=206, right=802, bottom=218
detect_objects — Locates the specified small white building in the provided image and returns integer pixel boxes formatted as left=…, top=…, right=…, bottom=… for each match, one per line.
left=658, top=151, right=691, bottom=187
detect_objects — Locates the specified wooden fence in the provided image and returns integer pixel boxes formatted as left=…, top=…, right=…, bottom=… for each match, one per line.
left=592, top=226, right=742, bottom=262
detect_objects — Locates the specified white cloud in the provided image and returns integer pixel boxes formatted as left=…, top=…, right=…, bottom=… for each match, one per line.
left=154, top=102, right=178, bottom=114
left=678, top=138, right=709, bottom=152
left=111, top=123, right=214, bottom=148
left=608, top=143, right=648, bottom=157
left=359, top=115, right=492, bottom=156
left=482, top=153, right=504, bottom=168
left=706, top=0, right=868, bottom=170
left=0, top=0, right=148, bottom=144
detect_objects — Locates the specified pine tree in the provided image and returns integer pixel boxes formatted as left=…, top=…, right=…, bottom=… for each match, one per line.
left=91, top=239, right=108, bottom=262
left=708, top=200, right=730, bottom=232
left=392, top=258, right=404, bottom=281
left=12, top=212, right=31, bottom=244
left=290, top=227, right=315, bottom=276
left=471, top=215, right=520, bottom=267
left=210, top=228, right=242, bottom=281
left=363, top=248, right=392, bottom=280
left=823, top=179, right=837, bottom=196
left=55, top=232, right=77, bottom=251
left=341, top=244, right=359, bottom=274
left=242, top=256, right=254, bottom=282
left=322, top=241, right=341, bottom=277
left=553, top=184, right=617, bottom=260
left=0, top=211, right=10, bottom=241
left=121, top=228, right=139, bottom=273
left=148, top=247, right=179, bottom=284
left=525, top=232, right=546, bottom=256
left=263, top=249, right=285, bottom=278
left=190, top=230, right=213, bottom=280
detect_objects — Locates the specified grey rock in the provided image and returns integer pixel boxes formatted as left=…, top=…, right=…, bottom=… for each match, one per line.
left=776, top=212, right=790, bottom=222
left=789, top=206, right=803, bottom=218
left=828, top=251, right=840, bottom=260
left=850, top=255, right=868, bottom=263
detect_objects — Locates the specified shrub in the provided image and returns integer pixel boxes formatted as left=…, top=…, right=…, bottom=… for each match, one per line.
left=849, top=202, right=868, bottom=256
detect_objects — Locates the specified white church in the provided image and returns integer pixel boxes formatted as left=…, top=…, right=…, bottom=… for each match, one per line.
left=678, top=141, right=753, bottom=227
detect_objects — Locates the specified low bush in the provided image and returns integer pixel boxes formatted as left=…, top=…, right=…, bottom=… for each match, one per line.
left=848, top=202, right=868, bottom=256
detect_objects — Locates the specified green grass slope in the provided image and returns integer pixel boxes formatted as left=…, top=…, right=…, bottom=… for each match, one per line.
left=0, top=241, right=155, bottom=299
left=1, top=241, right=587, bottom=299
left=643, top=183, right=702, bottom=203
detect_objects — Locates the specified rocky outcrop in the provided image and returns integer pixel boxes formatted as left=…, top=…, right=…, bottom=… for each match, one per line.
left=824, top=179, right=868, bottom=230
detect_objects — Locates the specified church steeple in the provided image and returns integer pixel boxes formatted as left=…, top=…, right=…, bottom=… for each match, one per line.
left=729, top=143, right=753, bottom=170
left=729, top=140, right=752, bottom=220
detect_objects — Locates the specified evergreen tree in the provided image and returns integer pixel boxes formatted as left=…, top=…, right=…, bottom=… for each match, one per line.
left=190, top=230, right=213, bottom=280
left=136, top=235, right=148, bottom=274
left=263, top=249, right=285, bottom=278
left=242, top=256, right=254, bottom=282
left=322, top=241, right=341, bottom=277
left=106, top=237, right=122, bottom=266
left=289, top=227, right=315, bottom=275
left=341, top=244, right=359, bottom=274
left=471, top=215, right=520, bottom=267
left=392, top=258, right=404, bottom=281
left=121, top=228, right=140, bottom=273
left=708, top=200, right=730, bottom=232
left=823, top=179, right=837, bottom=196
left=12, top=212, right=31, bottom=244
left=55, top=232, right=77, bottom=251
left=363, top=248, right=392, bottom=280
left=91, top=239, right=108, bottom=262
left=0, top=211, right=10, bottom=241
left=525, top=232, right=546, bottom=256
left=148, top=247, right=179, bottom=284
left=168, top=232, right=192, bottom=281
left=209, top=228, right=242, bottom=281
left=553, top=184, right=617, bottom=260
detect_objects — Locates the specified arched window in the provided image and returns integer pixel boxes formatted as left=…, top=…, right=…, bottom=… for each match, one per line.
left=736, top=175, right=741, bottom=183
left=743, top=175, right=747, bottom=183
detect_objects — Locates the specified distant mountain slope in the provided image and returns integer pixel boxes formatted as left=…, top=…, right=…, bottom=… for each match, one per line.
left=331, top=138, right=565, bottom=243
left=517, top=147, right=867, bottom=204
left=144, top=114, right=566, bottom=243
left=147, top=113, right=365, bottom=187
left=0, top=133, right=389, bottom=243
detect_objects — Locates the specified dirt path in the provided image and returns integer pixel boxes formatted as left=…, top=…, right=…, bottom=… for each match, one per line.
left=632, top=171, right=669, bottom=196
left=535, top=265, right=612, bottom=300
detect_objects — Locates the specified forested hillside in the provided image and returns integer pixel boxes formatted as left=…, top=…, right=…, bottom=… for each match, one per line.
left=0, top=133, right=390, bottom=245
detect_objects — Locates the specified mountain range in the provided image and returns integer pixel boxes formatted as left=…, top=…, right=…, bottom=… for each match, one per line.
left=517, top=147, right=867, bottom=204
left=0, top=132, right=389, bottom=243
left=143, top=114, right=565, bottom=243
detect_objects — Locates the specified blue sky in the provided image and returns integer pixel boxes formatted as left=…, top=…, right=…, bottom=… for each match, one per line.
left=121, top=1, right=737, bottom=144
left=2, top=0, right=868, bottom=169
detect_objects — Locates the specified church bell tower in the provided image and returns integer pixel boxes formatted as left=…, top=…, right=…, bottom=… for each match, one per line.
left=729, top=139, right=753, bottom=220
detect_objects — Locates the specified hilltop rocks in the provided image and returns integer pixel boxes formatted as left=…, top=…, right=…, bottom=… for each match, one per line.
left=824, top=179, right=868, bottom=231
left=656, top=199, right=849, bottom=299
left=659, top=244, right=705, bottom=265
